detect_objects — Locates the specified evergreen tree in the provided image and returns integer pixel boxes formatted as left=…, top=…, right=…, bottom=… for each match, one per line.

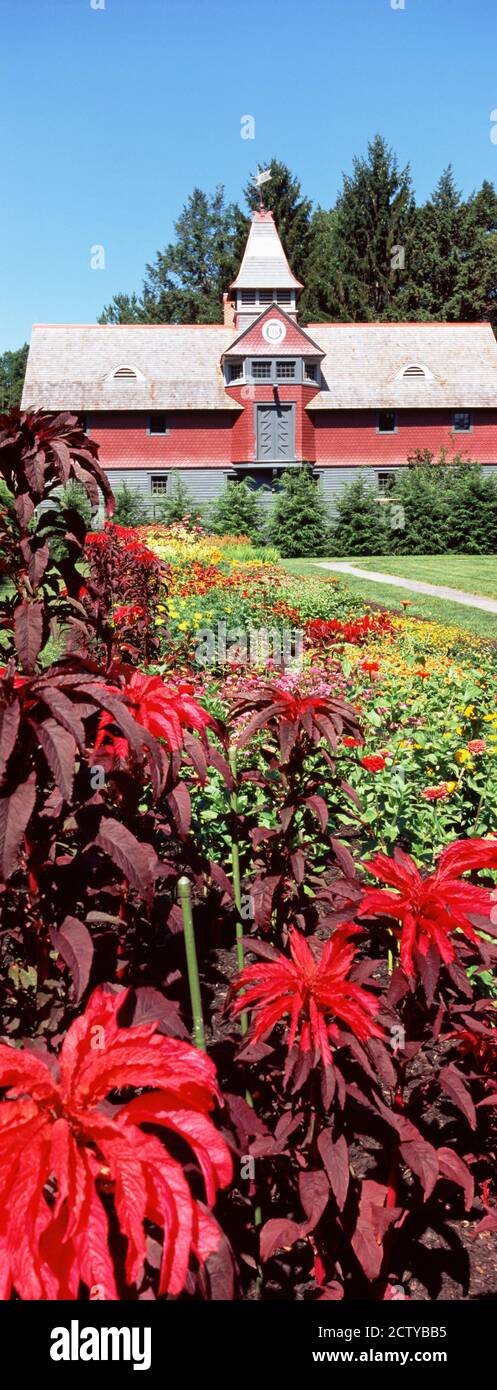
left=154, top=472, right=203, bottom=526
left=100, top=188, right=244, bottom=325
left=0, top=343, right=28, bottom=409
left=244, top=160, right=313, bottom=285
left=308, top=136, right=415, bottom=321
left=268, top=468, right=330, bottom=557
left=113, top=483, right=149, bottom=526
left=330, top=475, right=389, bottom=556
left=210, top=480, right=265, bottom=541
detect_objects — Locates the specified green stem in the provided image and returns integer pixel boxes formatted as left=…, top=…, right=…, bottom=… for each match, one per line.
left=177, top=876, right=206, bottom=1050
left=229, top=747, right=248, bottom=1035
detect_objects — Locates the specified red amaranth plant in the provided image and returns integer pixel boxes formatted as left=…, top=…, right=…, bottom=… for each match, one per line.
left=357, top=838, right=496, bottom=978
left=0, top=986, right=232, bottom=1299
left=85, top=523, right=166, bottom=666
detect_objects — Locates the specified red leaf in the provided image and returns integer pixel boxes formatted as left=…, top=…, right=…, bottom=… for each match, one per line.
left=298, top=1170, right=330, bottom=1229
left=306, top=794, right=329, bottom=831
left=14, top=602, right=44, bottom=672
left=50, top=917, right=94, bottom=1004
left=317, top=1131, right=349, bottom=1211
left=439, top=1065, right=477, bottom=1130
left=0, top=773, right=36, bottom=881
left=94, top=817, right=159, bottom=901
left=37, top=718, right=76, bottom=801
left=399, top=1138, right=439, bottom=1199
left=260, top=1217, right=303, bottom=1262
left=437, top=1146, right=474, bottom=1210
left=0, top=700, right=20, bottom=783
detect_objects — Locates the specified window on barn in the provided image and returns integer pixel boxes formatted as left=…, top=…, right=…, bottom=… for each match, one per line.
left=259, top=290, right=274, bottom=305
left=377, top=411, right=397, bottom=434
left=241, top=290, right=256, bottom=305
left=377, top=471, right=396, bottom=494
left=150, top=475, right=168, bottom=495
left=275, top=290, right=292, bottom=305
left=276, top=360, right=296, bottom=379
left=228, top=361, right=243, bottom=382
left=148, top=413, right=169, bottom=434
left=304, top=363, right=318, bottom=383
left=402, top=364, right=426, bottom=378
left=452, top=410, right=472, bottom=432
left=252, top=360, right=272, bottom=379
left=112, top=366, right=138, bottom=379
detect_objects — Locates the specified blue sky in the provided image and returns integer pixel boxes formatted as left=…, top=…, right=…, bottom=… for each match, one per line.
left=1, top=0, right=497, bottom=352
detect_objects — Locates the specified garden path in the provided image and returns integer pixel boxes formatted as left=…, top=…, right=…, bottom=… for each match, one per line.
left=317, top=562, right=497, bottom=614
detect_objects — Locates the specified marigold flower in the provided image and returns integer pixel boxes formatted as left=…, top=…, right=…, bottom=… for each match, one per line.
left=231, top=926, right=383, bottom=1072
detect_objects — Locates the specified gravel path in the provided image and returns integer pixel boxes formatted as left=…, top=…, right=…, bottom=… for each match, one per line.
left=317, top=562, right=497, bottom=614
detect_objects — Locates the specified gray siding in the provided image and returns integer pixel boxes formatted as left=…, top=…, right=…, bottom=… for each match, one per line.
left=100, top=463, right=497, bottom=525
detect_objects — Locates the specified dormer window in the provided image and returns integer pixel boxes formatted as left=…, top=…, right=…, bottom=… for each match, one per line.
left=276, top=360, right=296, bottom=379
left=395, top=362, right=433, bottom=381
left=304, top=363, right=318, bottom=383
left=227, top=361, right=243, bottom=383
left=112, top=366, right=138, bottom=379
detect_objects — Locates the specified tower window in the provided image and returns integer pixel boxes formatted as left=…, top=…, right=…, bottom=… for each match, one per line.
left=228, top=361, right=243, bottom=382
left=377, top=411, right=397, bottom=434
left=252, top=360, right=272, bottom=379
left=452, top=410, right=472, bottom=432
left=275, top=289, right=292, bottom=305
left=259, top=290, right=274, bottom=305
left=148, top=413, right=169, bottom=434
left=276, top=360, right=296, bottom=379
left=241, top=290, right=256, bottom=305
left=304, top=363, right=318, bottom=383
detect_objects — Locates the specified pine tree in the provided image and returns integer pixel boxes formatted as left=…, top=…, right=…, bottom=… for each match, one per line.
left=210, top=480, right=265, bottom=541
left=309, top=136, right=415, bottom=321
left=330, top=475, right=389, bottom=556
left=113, top=483, right=149, bottom=526
left=154, top=472, right=203, bottom=526
left=0, top=343, right=28, bottom=409
left=99, top=188, right=243, bottom=325
left=268, top=468, right=330, bottom=557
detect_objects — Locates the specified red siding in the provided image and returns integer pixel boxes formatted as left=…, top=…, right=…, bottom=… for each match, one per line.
left=89, top=407, right=497, bottom=474
left=312, top=410, right=497, bottom=466
left=89, top=412, right=234, bottom=469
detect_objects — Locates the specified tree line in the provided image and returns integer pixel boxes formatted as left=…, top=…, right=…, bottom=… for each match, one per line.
left=3, top=135, right=497, bottom=406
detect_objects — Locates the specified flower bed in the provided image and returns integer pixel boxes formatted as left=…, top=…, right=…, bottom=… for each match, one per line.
left=1, top=439, right=497, bottom=1303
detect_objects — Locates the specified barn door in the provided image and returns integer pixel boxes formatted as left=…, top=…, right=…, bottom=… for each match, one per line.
left=256, top=404, right=294, bottom=461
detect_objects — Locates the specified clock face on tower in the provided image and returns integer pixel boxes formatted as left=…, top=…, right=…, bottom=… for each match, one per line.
left=262, top=318, right=287, bottom=344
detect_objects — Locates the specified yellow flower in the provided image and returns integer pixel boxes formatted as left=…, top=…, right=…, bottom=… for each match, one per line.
left=464, top=704, right=475, bottom=716
left=178, top=622, right=188, bottom=632
left=455, top=749, right=471, bottom=764
left=446, top=781, right=457, bottom=793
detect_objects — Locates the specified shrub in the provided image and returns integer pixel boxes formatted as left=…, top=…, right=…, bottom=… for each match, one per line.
left=330, top=474, right=390, bottom=556
left=268, top=466, right=330, bottom=557
left=210, top=480, right=266, bottom=542
left=154, top=471, right=203, bottom=527
left=113, top=482, right=149, bottom=527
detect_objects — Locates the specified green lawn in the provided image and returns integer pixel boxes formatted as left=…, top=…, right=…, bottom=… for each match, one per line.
left=330, top=554, right=497, bottom=599
left=281, top=556, right=497, bottom=642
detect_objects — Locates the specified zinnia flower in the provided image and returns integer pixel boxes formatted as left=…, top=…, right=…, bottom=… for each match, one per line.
left=361, top=754, right=386, bottom=772
left=358, top=838, right=496, bottom=977
left=231, top=926, right=383, bottom=1073
left=467, top=739, right=486, bottom=755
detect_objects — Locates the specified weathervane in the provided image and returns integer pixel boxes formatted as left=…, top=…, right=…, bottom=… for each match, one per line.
left=253, top=167, right=272, bottom=209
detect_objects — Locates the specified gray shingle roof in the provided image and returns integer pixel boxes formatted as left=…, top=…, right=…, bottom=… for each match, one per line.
left=230, top=211, right=303, bottom=290
left=21, top=320, right=497, bottom=414
left=21, top=324, right=240, bottom=412
left=306, top=323, right=497, bottom=409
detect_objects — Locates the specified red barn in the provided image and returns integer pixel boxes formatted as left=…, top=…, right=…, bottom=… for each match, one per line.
left=21, top=209, right=497, bottom=514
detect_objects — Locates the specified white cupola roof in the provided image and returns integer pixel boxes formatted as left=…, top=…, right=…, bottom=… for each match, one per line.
left=230, top=210, right=303, bottom=291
